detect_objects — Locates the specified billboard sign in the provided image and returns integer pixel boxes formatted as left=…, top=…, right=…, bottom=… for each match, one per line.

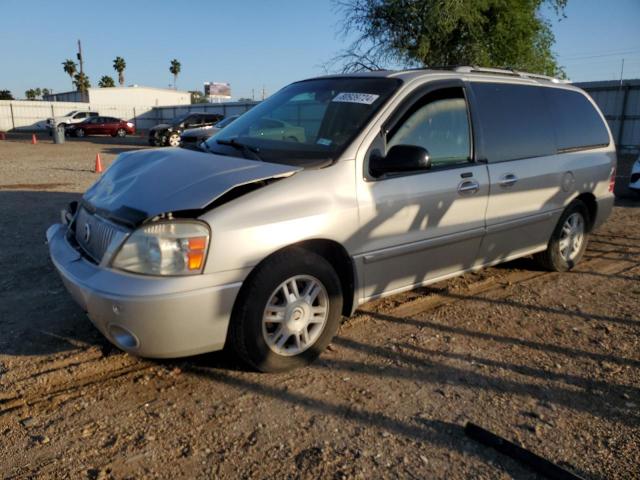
left=204, top=82, right=231, bottom=97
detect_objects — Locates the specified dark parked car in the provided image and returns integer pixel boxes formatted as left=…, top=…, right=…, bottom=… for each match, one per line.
left=180, top=115, right=240, bottom=150
left=148, top=113, right=223, bottom=147
left=68, top=116, right=136, bottom=138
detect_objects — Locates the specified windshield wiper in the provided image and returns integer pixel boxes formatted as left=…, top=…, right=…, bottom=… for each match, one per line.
left=216, top=138, right=262, bottom=161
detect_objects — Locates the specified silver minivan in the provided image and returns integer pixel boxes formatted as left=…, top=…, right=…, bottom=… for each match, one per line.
left=47, top=67, right=616, bottom=372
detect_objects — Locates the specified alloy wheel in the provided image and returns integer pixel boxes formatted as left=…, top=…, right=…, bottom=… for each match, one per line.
left=558, top=212, right=584, bottom=261
left=261, top=275, right=329, bottom=356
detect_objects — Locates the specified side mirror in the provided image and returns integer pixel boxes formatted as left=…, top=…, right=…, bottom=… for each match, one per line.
left=370, top=144, right=431, bottom=177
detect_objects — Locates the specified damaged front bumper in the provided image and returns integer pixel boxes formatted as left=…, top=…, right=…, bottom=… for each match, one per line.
left=46, top=223, right=242, bottom=358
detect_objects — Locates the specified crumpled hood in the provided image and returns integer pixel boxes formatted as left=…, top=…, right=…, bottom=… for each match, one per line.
left=83, top=148, right=300, bottom=225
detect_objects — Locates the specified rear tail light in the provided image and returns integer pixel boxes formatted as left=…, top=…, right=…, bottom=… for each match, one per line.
left=608, top=167, right=616, bottom=193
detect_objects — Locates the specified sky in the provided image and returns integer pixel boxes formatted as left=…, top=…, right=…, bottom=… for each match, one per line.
left=1, top=0, right=639, bottom=99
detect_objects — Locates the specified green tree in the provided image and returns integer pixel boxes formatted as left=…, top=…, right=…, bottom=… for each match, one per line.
left=34, top=88, right=42, bottom=98
left=169, top=59, right=181, bottom=89
left=42, top=88, right=50, bottom=98
left=73, top=72, right=91, bottom=93
left=99, top=75, right=116, bottom=88
left=62, top=59, right=77, bottom=89
left=332, top=0, right=567, bottom=76
left=0, top=90, right=14, bottom=100
left=113, top=57, right=126, bottom=86
left=189, top=90, right=208, bottom=104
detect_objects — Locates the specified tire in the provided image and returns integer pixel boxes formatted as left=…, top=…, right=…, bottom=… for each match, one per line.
left=229, top=247, right=343, bottom=372
left=534, top=200, right=589, bottom=272
left=116, top=128, right=127, bottom=138
left=75, top=128, right=85, bottom=138
left=167, top=133, right=180, bottom=147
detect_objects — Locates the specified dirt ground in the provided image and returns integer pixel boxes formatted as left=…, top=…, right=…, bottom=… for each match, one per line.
left=0, top=134, right=638, bottom=480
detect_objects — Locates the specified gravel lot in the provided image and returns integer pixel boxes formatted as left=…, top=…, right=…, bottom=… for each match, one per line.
left=0, top=134, right=638, bottom=479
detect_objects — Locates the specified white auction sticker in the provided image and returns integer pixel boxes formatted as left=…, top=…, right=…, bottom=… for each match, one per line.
left=332, top=92, right=380, bottom=105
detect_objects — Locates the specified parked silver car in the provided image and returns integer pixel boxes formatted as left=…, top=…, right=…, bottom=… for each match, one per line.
left=47, top=67, right=616, bottom=372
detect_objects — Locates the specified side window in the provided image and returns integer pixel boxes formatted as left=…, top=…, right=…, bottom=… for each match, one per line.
left=75, top=112, right=87, bottom=119
left=545, top=89, right=610, bottom=150
left=257, top=118, right=283, bottom=129
left=471, top=83, right=555, bottom=162
left=387, top=87, right=471, bottom=168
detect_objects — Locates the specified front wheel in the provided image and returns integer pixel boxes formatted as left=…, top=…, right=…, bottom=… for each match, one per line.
left=75, top=128, right=85, bottom=138
left=167, top=133, right=180, bottom=147
left=116, top=128, right=127, bottom=138
left=229, top=248, right=343, bottom=372
left=534, top=200, right=589, bottom=271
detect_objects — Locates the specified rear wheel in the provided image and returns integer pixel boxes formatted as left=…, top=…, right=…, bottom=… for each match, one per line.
left=116, top=128, right=127, bottom=138
left=229, top=247, right=343, bottom=372
left=534, top=200, right=589, bottom=271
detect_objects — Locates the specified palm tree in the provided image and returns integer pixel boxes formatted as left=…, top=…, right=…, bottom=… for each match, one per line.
left=113, top=57, right=126, bottom=86
left=73, top=73, right=91, bottom=93
left=169, top=59, right=181, bottom=89
left=42, top=88, right=50, bottom=98
left=25, top=89, right=37, bottom=100
left=98, top=75, right=116, bottom=88
left=62, top=59, right=77, bottom=89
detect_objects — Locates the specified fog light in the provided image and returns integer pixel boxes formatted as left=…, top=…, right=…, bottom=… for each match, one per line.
left=108, top=325, right=139, bottom=349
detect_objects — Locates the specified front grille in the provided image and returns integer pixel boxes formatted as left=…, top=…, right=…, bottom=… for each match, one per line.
left=75, top=208, right=128, bottom=263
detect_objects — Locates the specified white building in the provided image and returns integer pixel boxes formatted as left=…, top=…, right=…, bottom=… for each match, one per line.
left=44, top=85, right=190, bottom=106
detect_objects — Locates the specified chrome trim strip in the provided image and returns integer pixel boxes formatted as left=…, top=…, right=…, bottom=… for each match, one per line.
left=359, top=208, right=562, bottom=265
left=485, top=209, right=560, bottom=235
left=358, top=243, right=547, bottom=304
left=361, top=227, right=485, bottom=264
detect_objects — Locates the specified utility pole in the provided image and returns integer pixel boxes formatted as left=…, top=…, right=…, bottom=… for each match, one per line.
left=77, top=39, right=84, bottom=75
left=619, top=58, right=625, bottom=86
left=261, top=85, right=265, bottom=101
left=251, top=88, right=255, bottom=101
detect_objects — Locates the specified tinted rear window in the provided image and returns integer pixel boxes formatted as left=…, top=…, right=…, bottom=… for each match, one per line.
left=471, top=83, right=555, bottom=163
left=544, top=88, right=610, bottom=150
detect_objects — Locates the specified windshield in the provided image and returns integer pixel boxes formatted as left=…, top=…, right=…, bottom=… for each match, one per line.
left=170, top=114, right=191, bottom=126
left=65, top=111, right=78, bottom=117
left=203, top=77, right=401, bottom=166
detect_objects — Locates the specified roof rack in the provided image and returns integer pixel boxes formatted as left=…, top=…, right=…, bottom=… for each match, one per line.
left=452, top=66, right=570, bottom=84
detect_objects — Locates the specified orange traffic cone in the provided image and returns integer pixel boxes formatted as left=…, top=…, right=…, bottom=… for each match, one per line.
left=31, top=133, right=38, bottom=144
left=94, top=153, right=103, bottom=174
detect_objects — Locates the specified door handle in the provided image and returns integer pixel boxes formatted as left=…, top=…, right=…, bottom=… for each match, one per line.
left=499, top=173, right=518, bottom=187
left=458, top=180, right=480, bottom=195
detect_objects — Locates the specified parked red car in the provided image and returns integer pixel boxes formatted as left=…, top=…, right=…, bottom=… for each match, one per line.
left=68, top=116, right=136, bottom=138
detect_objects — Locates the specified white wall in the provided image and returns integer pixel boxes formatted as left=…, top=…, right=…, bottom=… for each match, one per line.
left=88, top=87, right=190, bottom=106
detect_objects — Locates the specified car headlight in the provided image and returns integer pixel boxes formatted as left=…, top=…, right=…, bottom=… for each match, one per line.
left=112, top=221, right=210, bottom=276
